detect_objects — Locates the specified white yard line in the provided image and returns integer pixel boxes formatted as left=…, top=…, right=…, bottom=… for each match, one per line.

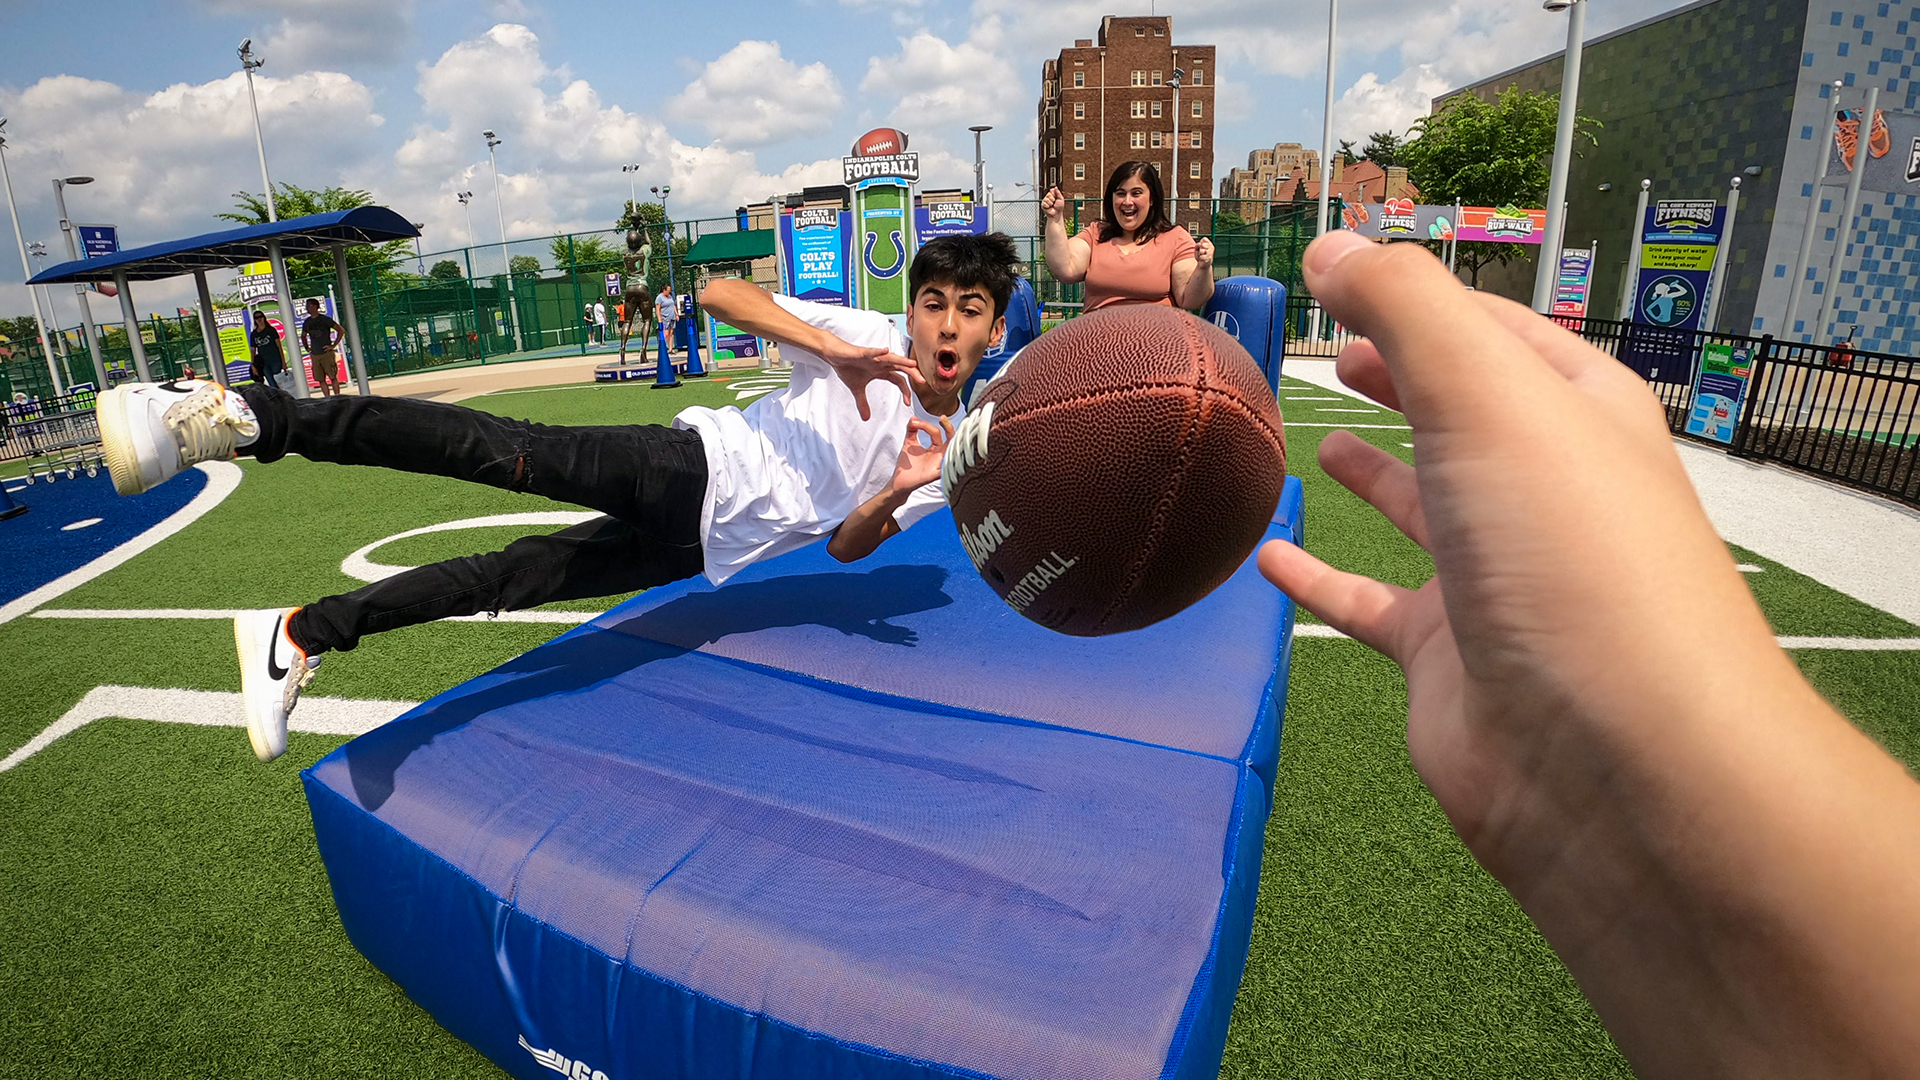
left=1284, top=423, right=1413, bottom=429
left=1285, top=396, right=1341, bottom=401
left=0, top=685, right=419, bottom=774
left=1283, top=358, right=1399, bottom=410
left=1315, top=408, right=1383, bottom=414
left=32, top=607, right=599, bottom=624
left=0, top=461, right=242, bottom=628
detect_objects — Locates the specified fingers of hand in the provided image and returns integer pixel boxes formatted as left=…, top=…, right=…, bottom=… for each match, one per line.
left=938, top=415, right=955, bottom=442
left=1319, top=431, right=1430, bottom=548
left=1331, top=342, right=1405, bottom=413
left=1257, top=540, right=1416, bottom=659
left=891, top=371, right=913, bottom=406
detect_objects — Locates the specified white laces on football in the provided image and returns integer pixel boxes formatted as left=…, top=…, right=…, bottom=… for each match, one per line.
left=163, top=383, right=258, bottom=464
left=941, top=401, right=995, bottom=492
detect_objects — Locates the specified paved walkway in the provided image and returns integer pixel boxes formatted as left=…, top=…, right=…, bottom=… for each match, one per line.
left=1285, top=358, right=1920, bottom=624
left=364, top=347, right=776, bottom=404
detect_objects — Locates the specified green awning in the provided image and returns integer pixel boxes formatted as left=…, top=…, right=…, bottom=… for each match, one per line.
left=682, top=229, right=777, bottom=266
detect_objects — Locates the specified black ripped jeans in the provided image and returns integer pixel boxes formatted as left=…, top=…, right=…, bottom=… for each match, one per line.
left=239, top=386, right=709, bottom=655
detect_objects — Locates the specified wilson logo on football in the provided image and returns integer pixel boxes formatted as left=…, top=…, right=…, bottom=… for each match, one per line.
left=941, top=401, right=995, bottom=494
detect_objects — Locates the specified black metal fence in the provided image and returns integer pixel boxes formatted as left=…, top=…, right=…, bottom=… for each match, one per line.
left=1555, top=315, right=1920, bottom=507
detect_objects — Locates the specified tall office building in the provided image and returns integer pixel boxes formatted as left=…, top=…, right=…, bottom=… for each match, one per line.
left=1037, top=15, right=1216, bottom=219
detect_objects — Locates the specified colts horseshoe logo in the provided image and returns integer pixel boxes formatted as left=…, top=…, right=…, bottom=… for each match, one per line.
left=863, top=230, right=906, bottom=279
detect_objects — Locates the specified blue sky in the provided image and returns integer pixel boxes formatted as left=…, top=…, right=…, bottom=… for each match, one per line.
left=1, top=0, right=1693, bottom=316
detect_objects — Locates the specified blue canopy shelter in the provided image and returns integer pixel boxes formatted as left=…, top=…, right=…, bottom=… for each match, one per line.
left=29, top=206, right=420, bottom=396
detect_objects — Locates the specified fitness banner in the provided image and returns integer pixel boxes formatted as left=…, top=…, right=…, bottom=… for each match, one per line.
left=1822, top=105, right=1920, bottom=193
left=777, top=206, right=854, bottom=307
left=1349, top=199, right=1458, bottom=242
left=1685, top=341, right=1756, bottom=444
left=1631, top=200, right=1724, bottom=331
left=914, top=198, right=988, bottom=240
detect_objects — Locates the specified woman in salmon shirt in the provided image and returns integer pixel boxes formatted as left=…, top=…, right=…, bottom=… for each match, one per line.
left=1042, top=161, right=1216, bottom=313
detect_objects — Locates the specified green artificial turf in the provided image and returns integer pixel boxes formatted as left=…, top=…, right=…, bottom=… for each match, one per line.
left=0, top=369, right=1914, bottom=1079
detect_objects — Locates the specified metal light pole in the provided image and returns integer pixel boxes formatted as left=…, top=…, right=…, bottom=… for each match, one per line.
left=1618, top=178, right=1652, bottom=320
left=52, top=176, right=109, bottom=388
left=651, top=184, right=675, bottom=294
left=1783, top=81, right=1845, bottom=342
left=0, top=119, right=62, bottom=394
left=1702, top=176, right=1741, bottom=332
left=1812, top=85, right=1877, bottom=356
left=238, top=39, right=277, bottom=222
left=456, top=190, right=475, bottom=246
left=1169, top=70, right=1183, bottom=227
left=410, top=222, right=425, bottom=274
left=483, top=130, right=524, bottom=353
left=969, top=125, right=992, bottom=206
left=1312, top=0, right=1338, bottom=341
left=621, top=163, right=642, bottom=220
left=1533, top=0, right=1587, bottom=313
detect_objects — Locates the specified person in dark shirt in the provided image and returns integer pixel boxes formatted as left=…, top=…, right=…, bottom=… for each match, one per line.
left=248, top=315, right=287, bottom=389
left=300, top=298, right=345, bottom=397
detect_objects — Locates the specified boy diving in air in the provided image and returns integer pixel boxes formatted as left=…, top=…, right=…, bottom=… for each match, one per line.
left=94, top=233, right=1020, bottom=761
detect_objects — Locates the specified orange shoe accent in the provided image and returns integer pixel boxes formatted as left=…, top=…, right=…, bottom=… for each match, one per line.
left=1836, top=111, right=1861, bottom=171
left=1870, top=108, right=1891, bottom=158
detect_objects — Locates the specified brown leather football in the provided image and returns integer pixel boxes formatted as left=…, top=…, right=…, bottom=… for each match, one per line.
left=942, top=304, right=1288, bottom=636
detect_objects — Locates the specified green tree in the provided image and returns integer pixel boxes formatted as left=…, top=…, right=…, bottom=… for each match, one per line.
left=509, top=254, right=542, bottom=277
left=428, top=259, right=464, bottom=280
left=551, top=235, right=622, bottom=270
left=217, top=183, right=415, bottom=290
left=0, top=316, right=41, bottom=344
left=1401, top=86, right=1600, bottom=286
left=1363, top=130, right=1403, bottom=168
left=1338, top=139, right=1359, bottom=167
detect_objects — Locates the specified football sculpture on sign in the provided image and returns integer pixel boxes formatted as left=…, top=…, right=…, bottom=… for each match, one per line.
left=852, top=127, right=909, bottom=158
left=943, top=306, right=1288, bottom=636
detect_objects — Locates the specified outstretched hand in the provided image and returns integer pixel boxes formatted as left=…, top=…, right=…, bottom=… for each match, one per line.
left=1259, top=229, right=1920, bottom=1076
left=889, top=415, right=953, bottom=494
left=814, top=335, right=916, bottom=422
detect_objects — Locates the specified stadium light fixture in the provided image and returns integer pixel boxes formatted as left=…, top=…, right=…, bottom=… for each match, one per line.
left=238, top=39, right=277, bottom=221
left=481, top=130, right=523, bottom=351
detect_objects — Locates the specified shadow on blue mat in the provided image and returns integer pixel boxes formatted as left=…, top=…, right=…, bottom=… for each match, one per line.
left=343, top=564, right=954, bottom=811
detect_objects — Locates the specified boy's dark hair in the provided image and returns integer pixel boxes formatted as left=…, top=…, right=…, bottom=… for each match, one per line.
left=1096, top=160, right=1172, bottom=245
left=908, top=232, right=1021, bottom=319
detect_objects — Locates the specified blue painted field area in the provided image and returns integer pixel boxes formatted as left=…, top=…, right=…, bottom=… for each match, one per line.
left=0, top=469, right=207, bottom=606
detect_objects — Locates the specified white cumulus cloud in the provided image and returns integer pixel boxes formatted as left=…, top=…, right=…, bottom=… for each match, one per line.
left=861, top=19, right=1024, bottom=134
left=668, top=41, right=844, bottom=148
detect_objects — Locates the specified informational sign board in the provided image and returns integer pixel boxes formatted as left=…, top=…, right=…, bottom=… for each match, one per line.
left=1632, top=200, right=1724, bottom=332
left=705, top=311, right=763, bottom=363
left=1552, top=247, right=1595, bottom=317
left=777, top=205, right=854, bottom=307
left=75, top=224, right=119, bottom=259
left=914, top=198, right=988, bottom=240
left=214, top=308, right=252, bottom=383
left=852, top=180, right=912, bottom=314
left=1457, top=205, right=1547, bottom=245
left=1822, top=106, right=1920, bottom=194
left=235, top=261, right=278, bottom=303
left=1685, top=342, right=1755, bottom=443
left=1350, top=199, right=1457, bottom=241
left=604, top=272, right=621, bottom=296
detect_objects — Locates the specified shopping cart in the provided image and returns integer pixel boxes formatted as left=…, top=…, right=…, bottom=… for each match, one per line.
left=3, top=387, right=104, bottom=484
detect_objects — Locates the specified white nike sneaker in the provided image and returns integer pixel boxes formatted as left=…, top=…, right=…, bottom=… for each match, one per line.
left=97, top=380, right=259, bottom=496
left=235, top=607, right=321, bottom=762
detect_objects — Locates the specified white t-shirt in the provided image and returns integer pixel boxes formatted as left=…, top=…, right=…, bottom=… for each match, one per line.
left=593, top=302, right=607, bottom=326
left=673, top=295, right=955, bottom=584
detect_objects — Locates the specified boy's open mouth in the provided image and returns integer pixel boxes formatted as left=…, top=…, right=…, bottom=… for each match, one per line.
left=934, top=348, right=960, bottom=380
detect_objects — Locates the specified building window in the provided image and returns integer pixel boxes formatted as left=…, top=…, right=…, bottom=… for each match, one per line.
left=1191, top=68, right=1203, bottom=85
left=1074, top=132, right=1086, bottom=149
left=1155, top=26, right=1166, bottom=36
left=1131, top=131, right=1146, bottom=148
left=1132, top=100, right=1147, bottom=118
left=1190, top=161, right=1201, bottom=178
left=1190, top=132, right=1201, bottom=148
left=1152, top=131, right=1163, bottom=148
left=1075, top=102, right=1086, bottom=119
left=1192, top=100, right=1202, bottom=118
left=1152, top=100, right=1163, bottom=117
left=1132, top=70, right=1147, bottom=87
left=1075, top=163, right=1087, bottom=179
left=1135, top=26, right=1146, bottom=36
left=1074, top=71, right=1085, bottom=87
left=1152, top=70, right=1163, bottom=85
left=1048, top=138, right=1056, bottom=156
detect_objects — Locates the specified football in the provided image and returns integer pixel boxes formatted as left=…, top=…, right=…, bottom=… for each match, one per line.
left=851, top=127, right=908, bottom=157
left=943, top=305, right=1288, bottom=636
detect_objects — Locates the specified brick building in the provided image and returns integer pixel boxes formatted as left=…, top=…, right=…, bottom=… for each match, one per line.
left=1217, top=143, right=1417, bottom=221
left=1037, top=15, right=1216, bottom=219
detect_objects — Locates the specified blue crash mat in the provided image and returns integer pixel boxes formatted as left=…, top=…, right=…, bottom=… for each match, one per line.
left=304, top=476, right=1302, bottom=1080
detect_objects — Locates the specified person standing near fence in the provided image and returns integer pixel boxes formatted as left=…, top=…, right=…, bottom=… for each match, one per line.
left=300, top=298, right=345, bottom=397
left=1041, top=162, right=1215, bottom=313
left=248, top=315, right=288, bottom=391
left=592, top=299, right=608, bottom=346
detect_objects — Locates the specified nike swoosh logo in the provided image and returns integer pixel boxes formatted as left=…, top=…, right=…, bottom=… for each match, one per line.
left=266, top=616, right=289, bottom=681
